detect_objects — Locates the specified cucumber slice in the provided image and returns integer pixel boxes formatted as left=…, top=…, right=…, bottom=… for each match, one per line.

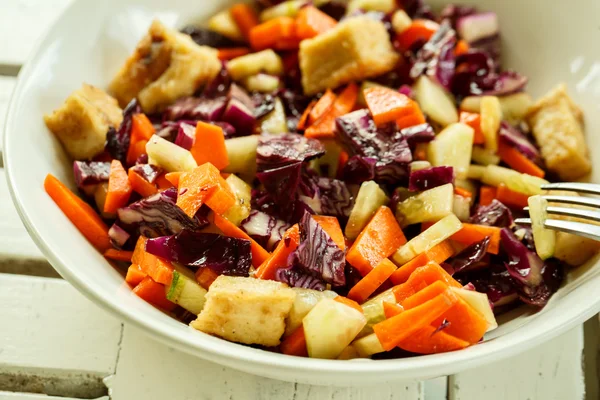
left=481, top=165, right=520, bottom=187
left=358, top=288, right=396, bottom=338
left=427, top=123, right=474, bottom=179
left=166, top=267, right=208, bottom=315
left=208, top=10, right=244, bottom=42
left=348, top=0, right=396, bottom=13
left=480, top=96, right=502, bottom=152
left=222, top=174, right=252, bottom=226
left=223, top=135, right=258, bottom=181
left=260, top=0, right=307, bottom=21
left=414, top=76, right=458, bottom=127
left=392, top=214, right=463, bottom=265
left=241, top=73, right=281, bottom=93
left=450, top=287, right=498, bottom=332
left=227, top=50, right=284, bottom=81
left=471, top=146, right=500, bottom=165
left=528, top=195, right=556, bottom=260
left=395, top=183, right=454, bottom=227
left=285, top=288, right=337, bottom=337
left=460, top=93, right=533, bottom=125
left=506, top=173, right=548, bottom=196
left=345, top=181, right=389, bottom=240
left=409, top=160, right=431, bottom=172
left=453, top=194, right=471, bottom=221
left=353, top=333, right=385, bottom=357
left=467, top=165, right=486, bottom=180
left=259, top=97, right=287, bottom=134
left=146, top=135, right=197, bottom=172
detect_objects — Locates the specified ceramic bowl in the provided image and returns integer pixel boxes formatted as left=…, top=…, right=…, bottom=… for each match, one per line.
left=5, top=0, right=600, bottom=386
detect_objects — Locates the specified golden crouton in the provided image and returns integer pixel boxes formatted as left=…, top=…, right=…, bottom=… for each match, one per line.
left=44, top=84, right=122, bottom=160
left=526, top=84, right=591, bottom=181
left=299, top=16, right=399, bottom=95
left=109, top=20, right=221, bottom=113
left=190, top=276, right=296, bottom=347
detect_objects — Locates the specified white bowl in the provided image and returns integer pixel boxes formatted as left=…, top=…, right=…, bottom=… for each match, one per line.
left=5, top=0, right=600, bottom=386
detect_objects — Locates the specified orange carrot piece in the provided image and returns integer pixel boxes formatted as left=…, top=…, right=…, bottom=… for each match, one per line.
left=383, top=301, right=404, bottom=318
left=165, top=172, right=183, bottom=188
left=128, top=169, right=158, bottom=198
left=396, top=105, right=426, bottom=130
left=249, top=17, right=296, bottom=51
left=414, top=143, right=427, bottom=160
left=305, top=83, right=358, bottom=139
left=373, top=289, right=458, bottom=351
left=255, top=224, right=300, bottom=280
left=451, top=223, right=501, bottom=254
left=217, top=47, right=251, bottom=60
left=479, top=186, right=497, bottom=206
left=393, top=262, right=462, bottom=302
left=280, top=325, right=308, bottom=357
left=396, top=19, right=440, bottom=51
left=454, top=186, right=473, bottom=198
left=496, top=184, right=529, bottom=209
left=389, top=241, right=455, bottom=285
left=497, top=142, right=545, bottom=178
left=125, top=264, right=147, bottom=286
left=334, top=296, right=363, bottom=313
left=309, top=89, right=336, bottom=126
left=44, top=174, right=111, bottom=252
left=126, top=139, right=148, bottom=166
left=155, top=174, right=174, bottom=190
left=312, top=215, right=345, bottom=250
left=176, top=163, right=233, bottom=217
left=273, top=36, right=303, bottom=50
left=347, top=259, right=398, bottom=304
left=346, top=206, right=406, bottom=276
left=214, top=213, right=270, bottom=267
left=191, top=122, right=229, bottom=170
left=195, top=267, right=219, bottom=290
left=296, top=5, right=337, bottom=40
left=133, top=276, right=176, bottom=311
left=104, top=249, right=134, bottom=262
left=131, top=114, right=156, bottom=142
left=204, top=175, right=237, bottom=215
left=427, top=240, right=455, bottom=264
left=432, top=297, right=488, bottom=344
left=398, top=324, right=470, bottom=354
left=364, top=87, right=419, bottom=126
left=337, top=151, right=349, bottom=179
left=131, top=237, right=174, bottom=285
left=105, top=160, right=133, bottom=213
left=459, top=112, right=485, bottom=145
left=230, top=3, right=259, bottom=40
left=297, top=100, right=316, bottom=130
left=402, top=280, right=449, bottom=309
left=455, top=39, right=470, bottom=56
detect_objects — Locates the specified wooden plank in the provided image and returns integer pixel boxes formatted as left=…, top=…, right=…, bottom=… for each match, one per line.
left=583, top=316, right=600, bottom=399
left=0, top=77, right=16, bottom=149
left=106, top=324, right=424, bottom=400
left=449, top=326, right=585, bottom=400
left=0, top=393, right=108, bottom=400
left=424, top=377, right=448, bottom=399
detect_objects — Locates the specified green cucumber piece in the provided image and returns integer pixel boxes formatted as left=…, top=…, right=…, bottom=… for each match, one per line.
left=166, top=268, right=207, bottom=315
left=395, top=183, right=454, bottom=227
left=345, top=181, right=389, bottom=240
left=528, top=195, right=556, bottom=260
left=427, top=123, right=474, bottom=179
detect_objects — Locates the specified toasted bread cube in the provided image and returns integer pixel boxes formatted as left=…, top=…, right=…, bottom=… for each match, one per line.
left=44, top=84, right=122, bottom=160
left=299, top=16, right=399, bottom=95
left=109, top=20, right=221, bottom=113
left=190, top=276, right=296, bottom=347
left=526, top=84, right=591, bottom=181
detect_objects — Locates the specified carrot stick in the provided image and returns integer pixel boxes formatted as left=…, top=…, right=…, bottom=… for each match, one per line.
left=432, top=297, right=488, bottom=344
left=128, top=169, right=158, bottom=198
left=230, top=3, right=259, bottom=40
left=131, top=237, right=174, bottom=285
left=104, top=160, right=133, bottom=213
left=497, top=142, right=545, bottom=178
left=204, top=174, right=237, bottom=215
left=133, top=276, right=176, bottom=311
left=217, top=47, right=251, bottom=60
left=479, top=186, right=497, bottom=206
left=126, top=139, right=148, bottom=166
left=255, top=224, right=300, bottom=280
left=346, top=206, right=407, bottom=276
left=127, top=114, right=155, bottom=165
left=195, top=267, right=219, bottom=290
left=393, top=262, right=462, bottom=303
left=312, top=215, right=345, bottom=250
left=496, top=183, right=529, bottom=209
left=364, top=86, right=421, bottom=127
left=44, top=174, right=111, bottom=252
left=401, top=280, right=449, bottom=309
left=396, top=106, right=426, bottom=130
left=214, top=213, right=270, bottom=267
left=451, top=223, right=501, bottom=254
left=455, top=39, right=470, bottom=56
left=176, top=163, right=235, bottom=217
left=296, top=100, right=316, bottom=131
left=125, top=264, right=147, bottom=287
left=280, top=325, right=308, bottom=357
left=383, top=301, right=404, bottom=318
left=191, top=122, right=229, bottom=170
left=454, top=186, right=472, bottom=198
left=334, top=296, right=363, bottom=313
left=459, top=112, right=485, bottom=144
left=165, top=172, right=183, bottom=188
left=249, top=17, right=296, bottom=51
left=389, top=241, right=454, bottom=285
left=308, top=89, right=336, bottom=126
left=396, top=19, right=439, bottom=51
left=398, top=324, right=470, bottom=354
left=295, top=5, right=337, bottom=40
left=155, top=174, right=174, bottom=191
left=273, top=37, right=302, bottom=50
left=347, top=259, right=398, bottom=304
left=104, top=248, right=134, bottom=262
left=305, top=83, right=358, bottom=139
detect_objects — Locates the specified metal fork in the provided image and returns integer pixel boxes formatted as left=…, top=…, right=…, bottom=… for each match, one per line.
left=514, top=182, right=600, bottom=241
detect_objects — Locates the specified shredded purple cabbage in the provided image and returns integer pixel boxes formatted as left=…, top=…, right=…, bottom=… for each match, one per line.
left=410, top=21, right=456, bottom=89
left=470, top=200, right=514, bottom=227
left=73, top=161, right=110, bottom=189
left=105, top=99, right=141, bottom=164
left=408, top=166, right=455, bottom=191
left=449, top=237, right=490, bottom=274
left=240, top=210, right=291, bottom=251
left=163, top=96, right=227, bottom=122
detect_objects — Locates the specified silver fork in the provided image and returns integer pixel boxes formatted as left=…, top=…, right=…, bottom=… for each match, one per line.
left=514, top=182, right=600, bottom=241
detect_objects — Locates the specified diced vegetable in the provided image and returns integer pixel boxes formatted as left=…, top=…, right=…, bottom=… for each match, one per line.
left=208, top=10, right=245, bottom=41
left=480, top=96, right=501, bottom=152
left=396, top=183, right=454, bottom=227
left=190, top=122, right=229, bottom=170
left=256, top=224, right=300, bottom=280
left=348, top=0, right=395, bottom=13
left=230, top=3, right=259, bottom=40
left=177, top=163, right=235, bottom=217
left=391, top=10, right=412, bottom=34
left=305, top=83, right=358, bottom=139
left=260, top=1, right=307, bottom=21
left=347, top=259, right=397, bottom=304
left=396, top=19, right=439, bottom=51
left=222, top=174, right=252, bottom=226
left=409, top=161, right=431, bottom=172
left=241, top=73, right=281, bottom=93
left=285, top=288, right=338, bottom=336
left=467, top=165, right=486, bottom=180
left=345, top=181, right=389, bottom=240
left=259, top=97, right=288, bottom=134
left=296, top=6, right=337, bottom=39
left=128, top=168, right=158, bottom=198
left=249, top=16, right=296, bottom=51
left=451, top=223, right=501, bottom=254
left=480, top=165, right=519, bottom=187
left=389, top=240, right=455, bottom=285
left=133, top=276, right=176, bottom=311
left=498, top=142, right=545, bottom=178
left=213, top=213, right=270, bottom=267
left=456, top=12, right=498, bottom=43
left=281, top=325, right=309, bottom=357
left=364, top=87, right=421, bottom=126
left=414, top=76, right=458, bottom=127
left=460, top=93, right=533, bottom=125
left=427, top=123, right=474, bottom=179
left=471, top=146, right=500, bottom=165
left=223, top=135, right=259, bottom=181
left=353, top=333, right=385, bottom=357
left=505, top=173, right=548, bottom=196
left=146, top=135, right=197, bottom=172
left=125, top=264, right=146, bottom=286
left=450, top=287, right=498, bottom=332
left=227, top=50, right=284, bottom=81
left=166, top=267, right=208, bottom=314
left=453, top=194, right=471, bottom=221
left=528, top=195, right=556, bottom=260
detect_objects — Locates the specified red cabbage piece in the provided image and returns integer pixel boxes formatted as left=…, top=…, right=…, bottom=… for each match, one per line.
left=252, top=92, right=276, bottom=119
left=278, top=89, right=313, bottom=132
left=398, top=84, right=415, bottom=99
left=145, top=230, right=252, bottom=276
left=410, top=21, right=457, bottom=89
left=174, top=122, right=196, bottom=150
left=449, top=237, right=490, bottom=274
left=439, top=4, right=477, bottom=28
left=470, top=200, right=513, bottom=227
left=499, top=121, right=541, bottom=163
left=240, top=210, right=291, bottom=251
left=399, top=123, right=435, bottom=145
left=222, top=84, right=256, bottom=136
left=316, top=177, right=355, bottom=219
left=180, top=26, right=243, bottom=48
left=342, top=156, right=377, bottom=184
left=275, top=267, right=326, bottom=291
left=108, top=223, right=130, bottom=249
left=458, top=264, right=519, bottom=308
left=470, top=34, right=501, bottom=66
left=130, top=164, right=163, bottom=184
left=456, top=12, right=498, bottom=44
left=317, top=0, right=347, bottom=21
left=203, top=64, right=232, bottom=98
left=136, top=154, right=149, bottom=165
left=408, top=166, right=454, bottom=191
left=73, top=161, right=110, bottom=189
left=117, top=188, right=208, bottom=238
left=163, top=96, right=227, bottom=121
left=105, top=99, right=141, bottom=164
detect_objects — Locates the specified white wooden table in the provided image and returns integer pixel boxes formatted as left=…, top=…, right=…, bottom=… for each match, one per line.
left=0, top=1, right=598, bottom=399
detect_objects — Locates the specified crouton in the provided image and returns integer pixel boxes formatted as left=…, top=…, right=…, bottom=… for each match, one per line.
left=190, top=276, right=296, bottom=347
left=44, top=84, right=122, bottom=160
left=526, top=84, right=591, bottom=181
left=109, top=20, right=221, bottom=113
left=299, top=16, right=399, bottom=95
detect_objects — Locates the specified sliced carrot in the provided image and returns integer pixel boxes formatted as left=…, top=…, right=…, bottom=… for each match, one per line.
left=389, top=241, right=455, bottom=285
left=312, top=215, right=345, bottom=250
left=217, top=47, right=251, bottom=60
left=479, top=186, right=497, bottom=206
left=459, top=112, right=485, bottom=145
left=308, top=89, right=336, bottom=126
left=133, top=276, right=176, bottom=311
left=249, top=17, right=296, bottom=51
left=398, top=324, right=470, bottom=354
left=131, top=237, right=174, bottom=285
left=128, top=169, right=158, bottom=198
left=393, top=262, right=462, bottom=302
left=373, top=289, right=458, bottom=351
left=295, top=5, right=337, bottom=40
left=432, top=297, right=488, bottom=344
left=273, top=37, right=302, bottom=50
left=195, top=267, right=219, bottom=290
left=281, top=325, right=308, bottom=357
left=105, top=160, right=133, bottom=213
left=44, top=174, right=111, bottom=252
left=126, top=139, right=148, bottom=166
left=104, top=248, right=134, bottom=262
left=396, top=105, right=426, bottom=130
left=496, top=183, right=529, bottom=209
left=337, top=151, right=349, bottom=179
left=125, top=264, right=147, bottom=287
left=165, top=172, right=183, bottom=188
left=191, top=122, right=229, bottom=170
left=176, top=163, right=235, bottom=217
left=455, top=39, right=470, bottom=56
left=305, top=83, right=358, bottom=139
left=383, top=301, right=404, bottom=318
left=131, top=114, right=156, bottom=142
left=213, top=213, right=270, bottom=267
left=364, top=86, right=419, bottom=127
left=334, top=296, right=363, bottom=313
left=396, top=19, right=440, bottom=51
left=402, top=280, right=449, bottom=309
left=204, top=174, right=237, bottom=215
left=346, top=206, right=407, bottom=276
left=255, top=224, right=300, bottom=280
left=454, top=186, right=473, bottom=198
left=155, top=174, right=174, bottom=191
left=131, top=236, right=147, bottom=266
left=427, top=240, right=455, bottom=264
left=230, top=3, right=259, bottom=40
left=296, top=100, right=316, bottom=131
left=347, top=259, right=398, bottom=304
left=451, top=223, right=501, bottom=254
left=497, top=142, right=545, bottom=178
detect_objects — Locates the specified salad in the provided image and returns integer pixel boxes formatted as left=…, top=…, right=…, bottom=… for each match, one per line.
left=42, top=0, right=598, bottom=360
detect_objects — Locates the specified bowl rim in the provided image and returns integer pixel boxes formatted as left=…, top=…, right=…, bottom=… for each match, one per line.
left=4, top=0, right=600, bottom=383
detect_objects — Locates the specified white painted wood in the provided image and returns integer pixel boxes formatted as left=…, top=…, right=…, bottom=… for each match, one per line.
left=0, top=393, right=108, bottom=400
left=449, top=327, right=586, bottom=400
left=0, top=77, right=16, bottom=147
left=425, top=377, right=448, bottom=399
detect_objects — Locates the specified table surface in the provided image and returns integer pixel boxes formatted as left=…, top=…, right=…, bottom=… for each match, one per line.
left=0, top=1, right=598, bottom=399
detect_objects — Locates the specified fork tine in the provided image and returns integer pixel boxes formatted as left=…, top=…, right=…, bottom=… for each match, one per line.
left=514, top=218, right=600, bottom=241
left=541, top=182, right=600, bottom=195
left=541, top=195, right=600, bottom=208
left=544, top=206, right=600, bottom=222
